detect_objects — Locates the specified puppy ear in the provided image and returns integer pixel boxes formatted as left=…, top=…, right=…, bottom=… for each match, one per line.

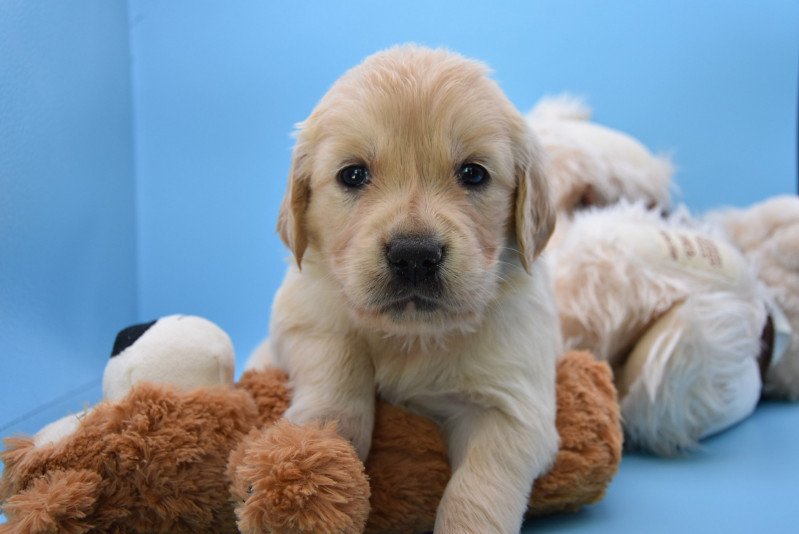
left=277, top=144, right=311, bottom=269
left=514, top=129, right=556, bottom=272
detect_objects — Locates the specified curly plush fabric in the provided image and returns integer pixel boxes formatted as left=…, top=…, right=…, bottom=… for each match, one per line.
left=1, top=384, right=258, bottom=534
left=229, top=351, right=621, bottom=533
left=230, top=421, right=370, bottom=534
left=3, top=352, right=621, bottom=533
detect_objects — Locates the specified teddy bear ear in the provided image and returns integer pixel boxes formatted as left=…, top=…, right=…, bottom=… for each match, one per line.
left=111, top=320, right=158, bottom=358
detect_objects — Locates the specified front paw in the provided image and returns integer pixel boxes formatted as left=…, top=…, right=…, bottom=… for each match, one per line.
left=284, top=404, right=374, bottom=461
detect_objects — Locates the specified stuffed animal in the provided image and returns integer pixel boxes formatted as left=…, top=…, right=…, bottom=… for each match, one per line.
left=706, top=195, right=799, bottom=400
left=1, top=316, right=622, bottom=533
left=526, top=94, right=673, bottom=245
left=547, top=200, right=791, bottom=456
left=0, top=315, right=260, bottom=533
left=526, top=97, right=797, bottom=455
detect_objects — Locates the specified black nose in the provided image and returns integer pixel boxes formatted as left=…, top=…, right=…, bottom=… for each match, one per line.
left=386, top=235, right=444, bottom=283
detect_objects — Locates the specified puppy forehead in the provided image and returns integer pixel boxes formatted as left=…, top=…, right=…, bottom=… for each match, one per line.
left=306, top=47, right=518, bottom=176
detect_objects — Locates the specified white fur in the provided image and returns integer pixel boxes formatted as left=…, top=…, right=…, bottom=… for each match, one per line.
left=549, top=202, right=767, bottom=455
left=708, top=195, right=799, bottom=399
left=33, top=315, right=236, bottom=448
left=104, top=315, right=235, bottom=401
left=527, top=95, right=673, bottom=247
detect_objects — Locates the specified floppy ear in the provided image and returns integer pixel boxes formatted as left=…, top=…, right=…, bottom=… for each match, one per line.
left=277, top=143, right=311, bottom=269
left=514, top=129, right=556, bottom=272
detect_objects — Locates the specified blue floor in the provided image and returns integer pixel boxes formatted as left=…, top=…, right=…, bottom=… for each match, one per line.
left=525, top=399, right=799, bottom=533
left=3, top=389, right=798, bottom=530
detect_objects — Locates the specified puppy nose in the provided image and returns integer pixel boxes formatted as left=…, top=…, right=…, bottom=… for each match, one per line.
left=386, top=235, right=444, bottom=283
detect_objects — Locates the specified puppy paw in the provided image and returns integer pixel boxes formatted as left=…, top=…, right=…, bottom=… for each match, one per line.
left=284, top=403, right=374, bottom=461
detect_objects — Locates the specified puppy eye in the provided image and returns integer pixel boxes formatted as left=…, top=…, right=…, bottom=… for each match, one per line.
left=339, top=165, right=371, bottom=189
left=457, top=163, right=490, bottom=188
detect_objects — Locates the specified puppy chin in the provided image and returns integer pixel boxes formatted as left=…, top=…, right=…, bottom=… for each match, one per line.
left=351, top=301, right=483, bottom=338
left=344, top=280, right=493, bottom=339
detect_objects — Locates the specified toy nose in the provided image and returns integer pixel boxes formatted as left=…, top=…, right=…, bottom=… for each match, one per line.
left=111, top=320, right=157, bottom=357
left=386, top=235, right=444, bottom=284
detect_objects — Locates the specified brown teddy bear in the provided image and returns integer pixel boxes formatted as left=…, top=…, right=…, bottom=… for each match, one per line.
left=1, top=315, right=621, bottom=533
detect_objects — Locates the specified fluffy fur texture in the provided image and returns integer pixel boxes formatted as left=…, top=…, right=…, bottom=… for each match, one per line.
left=252, top=45, right=562, bottom=533
left=708, top=195, right=799, bottom=399
left=527, top=95, right=673, bottom=246
left=549, top=201, right=767, bottom=455
left=234, top=352, right=620, bottom=533
left=2, top=353, right=622, bottom=534
left=1, top=383, right=259, bottom=534
left=229, top=420, right=370, bottom=534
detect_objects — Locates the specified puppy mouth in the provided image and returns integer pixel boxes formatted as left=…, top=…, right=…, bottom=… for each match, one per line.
left=379, top=295, right=442, bottom=314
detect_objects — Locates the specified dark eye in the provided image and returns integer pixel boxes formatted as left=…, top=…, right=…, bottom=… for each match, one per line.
left=457, top=163, right=490, bottom=188
left=339, top=165, right=370, bottom=189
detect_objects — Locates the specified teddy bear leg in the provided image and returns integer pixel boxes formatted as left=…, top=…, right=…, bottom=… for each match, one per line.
left=617, top=294, right=765, bottom=456
left=228, top=420, right=370, bottom=534
left=1, top=469, right=101, bottom=534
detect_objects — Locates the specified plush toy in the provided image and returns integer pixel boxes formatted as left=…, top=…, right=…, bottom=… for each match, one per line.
left=0, top=315, right=257, bottom=533
left=706, top=195, right=799, bottom=400
left=526, top=94, right=673, bottom=245
left=526, top=96, right=797, bottom=455
left=2, top=316, right=621, bottom=533
left=548, top=200, right=792, bottom=456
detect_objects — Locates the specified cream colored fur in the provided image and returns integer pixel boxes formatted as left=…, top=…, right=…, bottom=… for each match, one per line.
left=548, top=202, right=767, bottom=455
left=527, top=95, right=673, bottom=247
left=248, top=46, right=561, bottom=533
left=35, top=315, right=235, bottom=448
left=708, top=195, right=799, bottom=399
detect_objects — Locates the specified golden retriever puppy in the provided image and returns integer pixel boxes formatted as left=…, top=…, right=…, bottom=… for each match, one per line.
left=247, top=45, right=561, bottom=533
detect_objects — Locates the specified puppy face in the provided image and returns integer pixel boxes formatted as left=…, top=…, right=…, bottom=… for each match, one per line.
left=278, top=46, right=554, bottom=335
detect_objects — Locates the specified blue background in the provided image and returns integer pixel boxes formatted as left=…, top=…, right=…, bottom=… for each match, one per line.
left=1, top=0, right=797, bottom=530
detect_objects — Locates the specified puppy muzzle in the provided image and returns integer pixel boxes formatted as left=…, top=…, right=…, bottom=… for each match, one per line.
left=380, top=234, right=447, bottom=312
left=385, top=234, right=445, bottom=284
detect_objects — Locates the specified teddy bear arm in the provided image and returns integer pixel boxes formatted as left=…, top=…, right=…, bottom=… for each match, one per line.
left=528, top=351, right=622, bottom=516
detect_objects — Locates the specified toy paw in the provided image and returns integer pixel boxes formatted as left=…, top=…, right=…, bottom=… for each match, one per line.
left=0, top=468, right=100, bottom=534
left=230, top=420, right=370, bottom=534
left=364, top=401, right=451, bottom=533
left=529, top=350, right=622, bottom=515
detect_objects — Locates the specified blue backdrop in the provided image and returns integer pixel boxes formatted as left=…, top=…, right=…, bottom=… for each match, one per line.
left=1, top=1, right=798, bottom=530
left=129, top=0, right=798, bottom=361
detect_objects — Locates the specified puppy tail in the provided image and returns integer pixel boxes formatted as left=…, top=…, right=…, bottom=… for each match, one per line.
left=617, top=291, right=765, bottom=456
left=527, top=94, right=591, bottom=122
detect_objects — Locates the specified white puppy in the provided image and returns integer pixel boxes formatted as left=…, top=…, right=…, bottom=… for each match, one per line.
left=248, top=46, right=561, bottom=533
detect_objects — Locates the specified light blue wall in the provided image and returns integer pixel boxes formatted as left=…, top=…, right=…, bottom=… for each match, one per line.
left=0, top=2, right=137, bottom=435
left=0, top=0, right=797, bottom=527
left=1, top=0, right=797, bottom=430
left=129, top=0, right=798, bottom=361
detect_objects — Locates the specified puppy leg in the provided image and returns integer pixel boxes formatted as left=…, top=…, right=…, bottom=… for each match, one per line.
left=435, top=406, right=558, bottom=533
left=275, top=334, right=375, bottom=460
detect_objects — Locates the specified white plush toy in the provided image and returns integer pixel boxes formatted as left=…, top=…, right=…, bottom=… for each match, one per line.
left=530, top=96, right=796, bottom=454
left=707, top=195, right=799, bottom=399
left=527, top=95, right=673, bottom=246
left=33, top=314, right=235, bottom=447
left=548, top=201, right=783, bottom=455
